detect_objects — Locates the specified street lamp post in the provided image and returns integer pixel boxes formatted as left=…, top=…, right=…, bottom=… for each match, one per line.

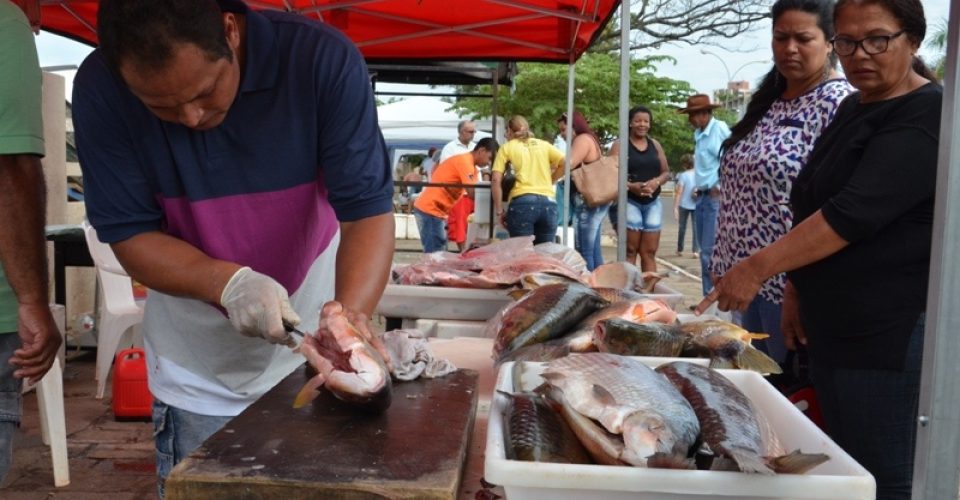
left=699, top=49, right=768, bottom=117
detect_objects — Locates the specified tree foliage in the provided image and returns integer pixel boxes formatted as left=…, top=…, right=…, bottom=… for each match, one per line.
left=927, top=18, right=948, bottom=81
left=449, top=53, right=710, bottom=169
left=590, top=0, right=770, bottom=53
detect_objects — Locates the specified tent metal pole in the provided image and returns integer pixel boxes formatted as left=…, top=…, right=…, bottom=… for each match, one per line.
left=562, top=58, right=575, bottom=247
left=912, top=0, right=960, bottom=496
left=616, top=0, right=629, bottom=262
left=491, top=68, right=500, bottom=240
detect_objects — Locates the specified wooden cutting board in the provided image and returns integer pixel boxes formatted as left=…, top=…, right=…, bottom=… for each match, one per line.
left=166, top=366, right=479, bottom=499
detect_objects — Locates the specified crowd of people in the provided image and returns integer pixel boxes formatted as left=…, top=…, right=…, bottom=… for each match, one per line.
left=0, top=0, right=946, bottom=496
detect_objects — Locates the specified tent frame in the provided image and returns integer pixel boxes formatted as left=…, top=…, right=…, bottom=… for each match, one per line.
left=913, top=0, right=960, bottom=496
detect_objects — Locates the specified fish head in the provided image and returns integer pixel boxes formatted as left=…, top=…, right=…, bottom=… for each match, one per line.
left=621, top=412, right=670, bottom=464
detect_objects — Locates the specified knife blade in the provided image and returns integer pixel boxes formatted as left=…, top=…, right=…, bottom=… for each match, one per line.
left=282, top=320, right=307, bottom=338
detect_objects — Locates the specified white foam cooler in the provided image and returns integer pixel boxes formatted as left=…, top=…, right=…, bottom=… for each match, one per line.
left=486, top=359, right=876, bottom=500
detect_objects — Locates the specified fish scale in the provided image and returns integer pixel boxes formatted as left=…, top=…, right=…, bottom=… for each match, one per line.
left=656, top=361, right=773, bottom=474
left=501, top=391, right=592, bottom=464
left=542, top=353, right=699, bottom=467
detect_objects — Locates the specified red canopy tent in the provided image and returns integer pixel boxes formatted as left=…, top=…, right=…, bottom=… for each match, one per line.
left=36, top=0, right=619, bottom=63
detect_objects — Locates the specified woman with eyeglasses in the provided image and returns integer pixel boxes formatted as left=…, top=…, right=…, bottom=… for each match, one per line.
left=697, top=0, right=941, bottom=496
left=710, top=0, right=852, bottom=371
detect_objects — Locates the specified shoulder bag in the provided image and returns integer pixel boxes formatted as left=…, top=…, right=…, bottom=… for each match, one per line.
left=571, top=139, right=618, bottom=207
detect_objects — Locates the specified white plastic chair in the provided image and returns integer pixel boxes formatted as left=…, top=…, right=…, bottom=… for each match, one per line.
left=80, top=221, right=145, bottom=399
left=22, top=304, right=70, bottom=487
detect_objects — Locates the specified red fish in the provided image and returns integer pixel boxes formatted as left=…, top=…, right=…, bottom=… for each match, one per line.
left=293, top=302, right=392, bottom=412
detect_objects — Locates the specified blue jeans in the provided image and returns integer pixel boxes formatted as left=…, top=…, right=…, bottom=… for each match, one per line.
left=153, top=399, right=232, bottom=498
left=694, top=193, right=719, bottom=296
left=738, top=296, right=786, bottom=364
left=413, top=208, right=447, bottom=253
left=810, top=315, right=924, bottom=500
left=677, top=207, right=699, bottom=253
left=505, top=194, right=558, bottom=245
left=0, top=333, right=21, bottom=485
left=573, top=195, right=610, bottom=271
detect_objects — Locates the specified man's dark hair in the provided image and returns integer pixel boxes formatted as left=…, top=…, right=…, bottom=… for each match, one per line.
left=97, top=0, right=233, bottom=74
left=475, top=137, right=499, bottom=161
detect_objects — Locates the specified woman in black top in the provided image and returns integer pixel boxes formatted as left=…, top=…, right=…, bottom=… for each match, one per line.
left=607, top=105, right=670, bottom=271
left=697, top=0, right=940, bottom=496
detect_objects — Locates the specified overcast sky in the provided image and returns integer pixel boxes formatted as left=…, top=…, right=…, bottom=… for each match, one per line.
left=37, top=0, right=951, bottom=98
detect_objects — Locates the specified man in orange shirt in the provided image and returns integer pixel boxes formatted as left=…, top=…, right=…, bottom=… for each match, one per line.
left=413, top=138, right=497, bottom=253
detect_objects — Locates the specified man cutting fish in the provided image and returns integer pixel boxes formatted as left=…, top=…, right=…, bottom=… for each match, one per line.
left=71, top=0, right=394, bottom=495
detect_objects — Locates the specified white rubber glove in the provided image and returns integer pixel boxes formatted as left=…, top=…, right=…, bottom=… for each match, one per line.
left=220, top=267, right=300, bottom=347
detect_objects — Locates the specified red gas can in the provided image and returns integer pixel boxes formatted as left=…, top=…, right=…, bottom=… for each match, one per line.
left=112, top=348, right=153, bottom=420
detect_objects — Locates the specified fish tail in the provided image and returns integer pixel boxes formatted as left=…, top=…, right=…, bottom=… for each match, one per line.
left=292, top=375, right=326, bottom=408
left=746, top=332, right=770, bottom=341
left=728, top=449, right=775, bottom=475
left=646, top=452, right=695, bottom=470
left=736, top=346, right=784, bottom=374
left=767, top=450, right=831, bottom=474
left=708, top=357, right=736, bottom=370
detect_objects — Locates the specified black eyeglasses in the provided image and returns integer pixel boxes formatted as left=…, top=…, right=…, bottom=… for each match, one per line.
left=832, top=31, right=905, bottom=56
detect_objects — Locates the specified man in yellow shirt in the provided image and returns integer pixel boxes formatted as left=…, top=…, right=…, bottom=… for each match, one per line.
left=413, top=138, right=497, bottom=252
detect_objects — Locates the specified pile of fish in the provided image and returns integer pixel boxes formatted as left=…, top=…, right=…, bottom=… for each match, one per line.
left=293, top=302, right=456, bottom=413
left=392, top=236, right=664, bottom=291
left=500, top=353, right=830, bottom=474
left=489, top=282, right=782, bottom=374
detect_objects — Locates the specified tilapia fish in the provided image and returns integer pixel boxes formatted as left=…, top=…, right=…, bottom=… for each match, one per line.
left=491, top=283, right=608, bottom=363
left=499, top=390, right=592, bottom=464
left=656, top=361, right=829, bottom=474
left=594, top=318, right=688, bottom=357
left=589, top=262, right=665, bottom=293
left=542, top=353, right=699, bottom=468
left=680, top=320, right=782, bottom=374
left=563, top=299, right=677, bottom=353
left=591, top=287, right=644, bottom=303
left=294, top=303, right=392, bottom=412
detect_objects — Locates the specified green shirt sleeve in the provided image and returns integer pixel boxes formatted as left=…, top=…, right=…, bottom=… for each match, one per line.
left=0, top=1, right=45, bottom=156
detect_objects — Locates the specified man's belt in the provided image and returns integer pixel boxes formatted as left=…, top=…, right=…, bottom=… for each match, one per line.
left=695, top=186, right=720, bottom=197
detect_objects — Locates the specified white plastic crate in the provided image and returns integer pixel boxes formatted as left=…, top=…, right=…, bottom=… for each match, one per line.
left=639, top=282, right=684, bottom=309
left=401, top=318, right=488, bottom=338
left=377, top=284, right=514, bottom=321
left=486, top=359, right=875, bottom=500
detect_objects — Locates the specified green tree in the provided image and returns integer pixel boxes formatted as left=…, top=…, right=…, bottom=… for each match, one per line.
left=590, top=0, right=769, bottom=53
left=927, top=18, right=948, bottom=81
left=450, top=53, right=700, bottom=170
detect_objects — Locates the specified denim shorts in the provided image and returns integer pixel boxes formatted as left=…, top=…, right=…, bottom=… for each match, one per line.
left=625, top=197, right=662, bottom=232
left=153, top=399, right=232, bottom=498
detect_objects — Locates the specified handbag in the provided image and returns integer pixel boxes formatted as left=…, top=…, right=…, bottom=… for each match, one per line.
left=500, top=161, right=516, bottom=202
left=571, top=155, right=619, bottom=207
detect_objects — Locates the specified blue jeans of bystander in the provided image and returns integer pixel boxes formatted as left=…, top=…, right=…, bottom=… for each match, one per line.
left=738, top=295, right=786, bottom=364
left=153, top=399, right=232, bottom=498
left=0, top=333, right=21, bottom=485
left=694, top=193, right=719, bottom=296
left=573, top=194, right=611, bottom=271
left=505, top=194, right=558, bottom=245
left=810, top=315, right=924, bottom=500
left=413, top=208, right=447, bottom=253
left=677, top=206, right=699, bottom=254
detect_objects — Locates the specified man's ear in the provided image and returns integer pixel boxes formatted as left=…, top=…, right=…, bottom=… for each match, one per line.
left=223, top=13, right=241, bottom=52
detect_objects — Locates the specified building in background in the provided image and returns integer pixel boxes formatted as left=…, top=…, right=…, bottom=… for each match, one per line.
left=713, top=81, right=754, bottom=119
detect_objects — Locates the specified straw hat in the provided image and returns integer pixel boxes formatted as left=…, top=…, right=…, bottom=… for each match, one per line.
left=677, top=94, right=721, bottom=114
